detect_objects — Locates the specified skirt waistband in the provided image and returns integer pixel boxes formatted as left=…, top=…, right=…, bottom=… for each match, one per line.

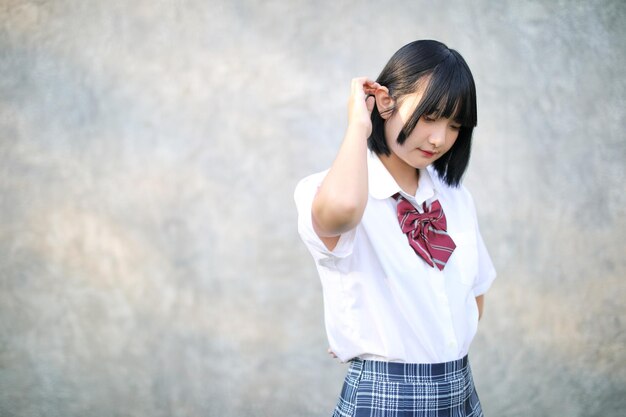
left=349, top=355, right=469, bottom=383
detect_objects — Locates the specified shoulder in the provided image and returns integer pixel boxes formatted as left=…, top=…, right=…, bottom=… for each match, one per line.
left=427, top=166, right=473, bottom=199
left=294, top=169, right=329, bottom=204
left=428, top=167, right=476, bottom=211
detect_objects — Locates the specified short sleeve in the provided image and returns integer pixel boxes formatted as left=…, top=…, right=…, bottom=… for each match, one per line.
left=472, top=226, right=497, bottom=296
left=460, top=185, right=497, bottom=296
left=294, top=171, right=357, bottom=260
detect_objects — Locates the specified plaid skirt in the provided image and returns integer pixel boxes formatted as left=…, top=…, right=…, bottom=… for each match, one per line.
left=332, top=355, right=483, bottom=417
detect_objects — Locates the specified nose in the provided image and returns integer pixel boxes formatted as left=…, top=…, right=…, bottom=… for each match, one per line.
left=428, top=122, right=447, bottom=148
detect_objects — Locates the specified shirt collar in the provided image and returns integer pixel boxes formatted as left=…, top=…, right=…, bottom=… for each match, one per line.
left=367, top=151, right=438, bottom=206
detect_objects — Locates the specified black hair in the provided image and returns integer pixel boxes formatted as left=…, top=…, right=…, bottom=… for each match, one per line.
left=368, top=40, right=477, bottom=187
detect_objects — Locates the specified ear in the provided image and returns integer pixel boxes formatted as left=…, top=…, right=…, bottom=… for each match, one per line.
left=374, top=86, right=395, bottom=119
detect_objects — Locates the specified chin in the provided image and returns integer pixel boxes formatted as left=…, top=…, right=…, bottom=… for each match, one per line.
left=408, top=160, right=433, bottom=170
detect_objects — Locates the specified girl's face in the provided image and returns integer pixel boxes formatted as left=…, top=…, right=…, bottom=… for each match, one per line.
left=384, top=91, right=461, bottom=170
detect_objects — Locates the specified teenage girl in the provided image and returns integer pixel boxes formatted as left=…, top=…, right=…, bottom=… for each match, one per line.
left=294, top=40, right=496, bottom=416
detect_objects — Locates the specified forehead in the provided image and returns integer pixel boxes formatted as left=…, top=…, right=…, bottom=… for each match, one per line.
left=395, top=78, right=430, bottom=115
left=397, top=92, right=424, bottom=116
left=397, top=91, right=459, bottom=120
left=396, top=80, right=463, bottom=122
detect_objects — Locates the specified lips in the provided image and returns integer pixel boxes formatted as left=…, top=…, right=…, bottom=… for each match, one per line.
left=419, top=149, right=436, bottom=158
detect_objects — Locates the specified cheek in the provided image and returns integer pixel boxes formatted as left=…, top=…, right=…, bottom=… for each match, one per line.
left=384, top=118, right=404, bottom=146
left=446, top=131, right=460, bottom=148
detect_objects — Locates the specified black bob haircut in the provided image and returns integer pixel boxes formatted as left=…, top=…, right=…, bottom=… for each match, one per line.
left=368, top=40, right=477, bottom=187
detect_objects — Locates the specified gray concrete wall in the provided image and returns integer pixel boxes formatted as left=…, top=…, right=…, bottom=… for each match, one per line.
left=1, top=0, right=624, bottom=416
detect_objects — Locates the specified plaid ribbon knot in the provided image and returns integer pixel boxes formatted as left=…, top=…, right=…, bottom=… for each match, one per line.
left=395, top=194, right=456, bottom=271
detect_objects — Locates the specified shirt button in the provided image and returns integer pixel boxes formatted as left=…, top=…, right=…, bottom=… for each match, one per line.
left=447, top=341, right=456, bottom=348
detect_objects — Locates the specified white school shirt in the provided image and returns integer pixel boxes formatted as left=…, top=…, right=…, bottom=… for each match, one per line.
left=294, top=150, right=496, bottom=364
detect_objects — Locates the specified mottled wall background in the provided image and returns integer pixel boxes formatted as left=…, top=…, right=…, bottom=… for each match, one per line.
left=1, top=0, right=624, bottom=416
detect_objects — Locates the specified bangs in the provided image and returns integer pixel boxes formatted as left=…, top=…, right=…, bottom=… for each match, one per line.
left=368, top=40, right=477, bottom=187
left=396, top=52, right=477, bottom=144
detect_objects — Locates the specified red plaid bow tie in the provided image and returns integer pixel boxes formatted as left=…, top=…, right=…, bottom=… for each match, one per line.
left=395, top=195, right=456, bottom=271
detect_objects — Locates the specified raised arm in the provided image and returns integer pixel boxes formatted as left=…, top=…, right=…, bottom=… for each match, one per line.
left=311, top=78, right=380, bottom=249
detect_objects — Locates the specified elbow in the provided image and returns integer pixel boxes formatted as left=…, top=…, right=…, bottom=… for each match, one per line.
left=312, top=198, right=363, bottom=236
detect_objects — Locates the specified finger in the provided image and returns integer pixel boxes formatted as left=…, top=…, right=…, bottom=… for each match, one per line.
left=365, top=95, right=376, bottom=113
left=363, top=82, right=381, bottom=97
left=352, top=77, right=379, bottom=97
left=362, top=80, right=378, bottom=88
left=364, top=80, right=381, bottom=89
left=354, top=76, right=371, bottom=84
left=352, top=77, right=369, bottom=98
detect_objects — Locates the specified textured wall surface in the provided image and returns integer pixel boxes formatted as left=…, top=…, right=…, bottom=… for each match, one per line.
left=1, top=0, right=625, bottom=416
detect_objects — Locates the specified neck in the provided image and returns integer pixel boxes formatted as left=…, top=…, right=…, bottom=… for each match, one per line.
left=379, top=153, right=420, bottom=196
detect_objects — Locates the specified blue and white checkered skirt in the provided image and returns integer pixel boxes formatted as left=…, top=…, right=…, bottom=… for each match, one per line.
left=332, top=355, right=483, bottom=417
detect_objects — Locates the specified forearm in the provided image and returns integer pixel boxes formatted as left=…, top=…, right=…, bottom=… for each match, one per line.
left=476, top=295, right=484, bottom=320
left=312, top=123, right=370, bottom=236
